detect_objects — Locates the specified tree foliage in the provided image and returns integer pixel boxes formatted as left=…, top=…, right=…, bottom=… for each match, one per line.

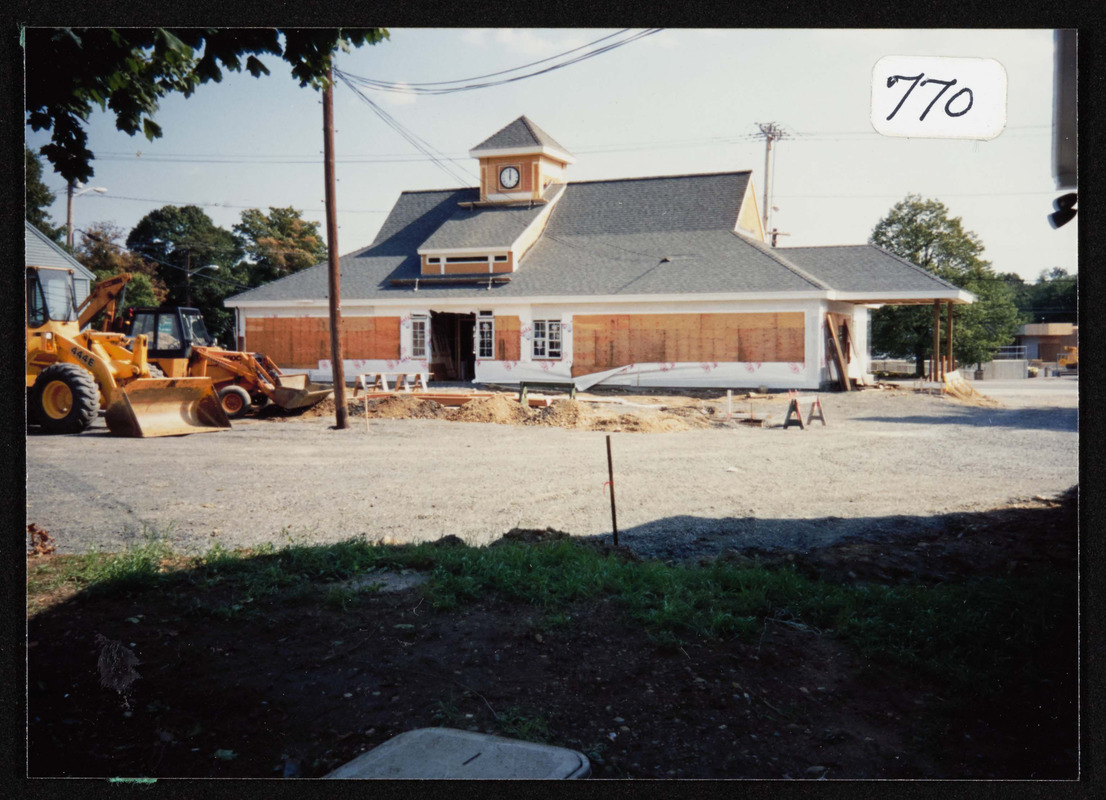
left=25, top=147, right=65, bottom=242
left=1000, top=268, right=1077, bottom=325
left=75, top=222, right=167, bottom=310
left=25, top=27, right=389, bottom=183
left=234, top=206, right=326, bottom=285
left=869, top=195, right=1023, bottom=371
left=126, top=205, right=247, bottom=340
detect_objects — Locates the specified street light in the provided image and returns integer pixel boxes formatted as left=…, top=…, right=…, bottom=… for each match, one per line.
left=66, top=180, right=108, bottom=248
left=184, top=262, right=217, bottom=307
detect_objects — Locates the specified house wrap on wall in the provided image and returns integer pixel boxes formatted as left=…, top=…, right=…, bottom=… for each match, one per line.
left=225, top=116, right=974, bottom=390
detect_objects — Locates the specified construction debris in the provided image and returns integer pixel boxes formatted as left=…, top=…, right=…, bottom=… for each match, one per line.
left=27, top=523, right=56, bottom=556
left=299, top=392, right=737, bottom=433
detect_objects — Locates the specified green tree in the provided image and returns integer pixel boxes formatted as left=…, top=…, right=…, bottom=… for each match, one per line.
left=126, top=205, right=247, bottom=341
left=234, top=206, right=327, bottom=285
left=25, top=147, right=65, bottom=241
left=25, top=28, right=389, bottom=184
left=869, top=195, right=1023, bottom=372
left=75, top=221, right=167, bottom=310
left=1024, top=268, right=1077, bottom=324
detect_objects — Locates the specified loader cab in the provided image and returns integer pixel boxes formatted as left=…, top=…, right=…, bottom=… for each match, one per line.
left=127, top=307, right=217, bottom=359
left=26, top=267, right=78, bottom=329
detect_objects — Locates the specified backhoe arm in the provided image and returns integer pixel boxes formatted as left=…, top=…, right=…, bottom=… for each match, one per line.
left=77, top=273, right=132, bottom=331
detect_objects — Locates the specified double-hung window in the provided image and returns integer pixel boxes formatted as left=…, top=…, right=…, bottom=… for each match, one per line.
left=411, top=314, right=428, bottom=358
left=477, top=313, right=495, bottom=359
left=532, top=320, right=561, bottom=359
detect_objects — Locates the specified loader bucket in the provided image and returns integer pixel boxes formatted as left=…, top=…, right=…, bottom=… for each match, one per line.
left=269, top=373, right=333, bottom=411
left=104, top=378, right=232, bottom=437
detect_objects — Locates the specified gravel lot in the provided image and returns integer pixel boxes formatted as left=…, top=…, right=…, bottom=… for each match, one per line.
left=26, top=377, right=1078, bottom=560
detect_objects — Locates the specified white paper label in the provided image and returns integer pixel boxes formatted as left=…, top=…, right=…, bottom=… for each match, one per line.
left=871, top=55, right=1007, bottom=140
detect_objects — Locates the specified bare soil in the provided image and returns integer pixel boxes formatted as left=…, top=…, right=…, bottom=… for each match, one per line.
left=301, top=392, right=714, bottom=433
left=26, top=491, right=1077, bottom=779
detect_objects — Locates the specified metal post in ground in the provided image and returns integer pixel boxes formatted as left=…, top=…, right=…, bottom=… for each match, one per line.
left=605, top=434, right=619, bottom=547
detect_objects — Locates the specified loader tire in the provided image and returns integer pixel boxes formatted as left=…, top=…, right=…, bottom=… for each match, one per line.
left=218, top=385, right=252, bottom=418
left=146, top=364, right=165, bottom=379
left=31, top=363, right=101, bottom=435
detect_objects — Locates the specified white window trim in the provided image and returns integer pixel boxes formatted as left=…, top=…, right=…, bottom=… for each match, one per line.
left=411, top=314, right=428, bottom=359
left=532, top=318, right=562, bottom=360
left=477, top=312, right=495, bottom=359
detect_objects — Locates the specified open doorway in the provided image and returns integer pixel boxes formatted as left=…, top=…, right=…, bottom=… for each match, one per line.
left=429, top=311, right=475, bottom=382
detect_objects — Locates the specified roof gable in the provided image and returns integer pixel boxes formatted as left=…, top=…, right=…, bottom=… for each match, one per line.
left=469, top=116, right=576, bottom=164
left=471, top=116, right=571, bottom=154
left=25, top=221, right=95, bottom=278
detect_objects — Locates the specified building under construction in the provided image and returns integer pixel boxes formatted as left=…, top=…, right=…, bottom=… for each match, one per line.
left=225, top=116, right=972, bottom=390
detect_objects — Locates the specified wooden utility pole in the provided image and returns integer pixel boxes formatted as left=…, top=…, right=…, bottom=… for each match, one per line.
left=755, top=123, right=789, bottom=233
left=946, top=301, right=955, bottom=373
left=66, top=179, right=75, bottom=248
left=932, top=300, right=942, bottom=381
left=323, top=67, right=349, bottom=429
left=761, top=132, right=773, bottom=231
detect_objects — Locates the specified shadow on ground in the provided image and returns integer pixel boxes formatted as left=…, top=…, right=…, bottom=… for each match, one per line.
left=26, top=489, right=1077, bottom=780
left=851, top=405, right=1077, bottom=432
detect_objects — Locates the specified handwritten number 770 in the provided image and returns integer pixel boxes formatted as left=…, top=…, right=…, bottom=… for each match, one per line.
left=886, top=74, right=974, bottom=121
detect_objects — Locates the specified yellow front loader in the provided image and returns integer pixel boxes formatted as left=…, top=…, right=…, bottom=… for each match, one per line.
left=26, top=266, right=230, bottom=437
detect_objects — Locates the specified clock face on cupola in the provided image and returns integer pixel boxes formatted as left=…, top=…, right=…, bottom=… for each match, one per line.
left=468, top=116, right=576, bottom=204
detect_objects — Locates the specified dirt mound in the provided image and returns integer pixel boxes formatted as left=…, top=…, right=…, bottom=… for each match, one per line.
left=589, top=412, right=691, bottom=433
left=365, top=395, right=448, bottom=420
left=301, top=396, right=337, bottom=417
left=494, top=527, right=573, bottom=545
left=528, top=399, right=589, bottom=429
left=451, top=395, right=533, bottom=424
left=293, top=392, right=723, bottom=432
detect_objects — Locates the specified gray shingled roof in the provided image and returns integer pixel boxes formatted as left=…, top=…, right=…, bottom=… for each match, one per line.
left=778, top=245, right=965, bottom=294
left=547, top=173, right=750, bottom=235
left=25, top=221, right=95, bottom=277
left=471, top=116, right=572, bottom=155
left=226, top=172, right=963, bottom=305
left=420, top=183, right=565, bottom=251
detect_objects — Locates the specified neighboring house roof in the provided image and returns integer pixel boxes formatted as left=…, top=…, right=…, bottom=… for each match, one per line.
left=779, top=244, right=973, bottom=302
left=226, top=172, right=968, bottom=306
left=420, top=183, right=565, bottom=252
left=470, top=115, right=573, bottom=156
left=25, top=220, right=95, bottom=279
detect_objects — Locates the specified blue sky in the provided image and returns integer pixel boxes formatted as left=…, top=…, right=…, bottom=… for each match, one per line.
left=27, top=28, right=1077, bottom=282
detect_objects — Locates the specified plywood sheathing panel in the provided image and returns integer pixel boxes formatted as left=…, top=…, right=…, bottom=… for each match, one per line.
left=245, top=316, right=401, bottom=369
left=570, top=312, right=805, bottom=377
left=495, top=315, right=521, bottom=361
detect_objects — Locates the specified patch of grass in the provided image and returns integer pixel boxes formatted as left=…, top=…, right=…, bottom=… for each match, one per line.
left=324, top=586, right=364, bottom=612
left=495, top=707, right=551, bottom=743
left=28, top=533, right=1072, bottom=696
left=431, top=692, right=463, bottom=727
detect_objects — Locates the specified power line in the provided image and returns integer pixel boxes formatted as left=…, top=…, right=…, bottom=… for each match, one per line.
left=72, top=125, right=1049, bottom=168
left=374, top=29, right=634, bottom=87
left=76, top=228, right=253, bottom=291
left=336, top=71, right=476, bottom=187
left=73, top=193, right=388, bottom=213
left=336, top=29, right=663, bottom=96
